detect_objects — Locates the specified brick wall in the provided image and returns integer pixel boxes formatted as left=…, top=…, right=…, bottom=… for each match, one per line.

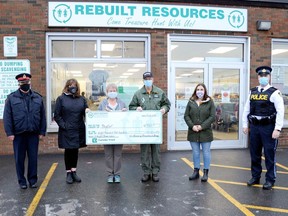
left=0, top=0, right=288, bottom=155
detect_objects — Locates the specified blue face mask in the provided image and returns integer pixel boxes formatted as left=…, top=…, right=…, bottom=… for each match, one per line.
left=107, top=92, right=117, bottom=99
left=259, top=77, right=269, bottom=86
left=144, top=80, right=153, bottom=87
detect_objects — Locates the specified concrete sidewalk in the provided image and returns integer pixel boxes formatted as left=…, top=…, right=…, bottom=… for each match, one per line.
left=0, top=149, right=288, bottom=216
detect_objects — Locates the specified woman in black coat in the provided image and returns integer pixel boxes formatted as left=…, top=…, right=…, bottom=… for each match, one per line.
left=54, top=79, right=88, bottom=184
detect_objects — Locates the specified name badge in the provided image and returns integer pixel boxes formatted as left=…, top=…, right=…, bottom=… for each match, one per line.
left=153, top=94, right=159, bottom=98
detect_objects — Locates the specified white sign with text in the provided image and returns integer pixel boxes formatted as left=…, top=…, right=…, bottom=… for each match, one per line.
left=48, top=2, right=247, bottom=32
left=86, top=111, right=163, bottom=145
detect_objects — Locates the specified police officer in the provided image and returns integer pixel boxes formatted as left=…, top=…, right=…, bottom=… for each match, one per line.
left=3, top=73, right=47, bottom=189
left=129, top=72, right=171, bottom=182
left=242, top=66, right=284, bottom=190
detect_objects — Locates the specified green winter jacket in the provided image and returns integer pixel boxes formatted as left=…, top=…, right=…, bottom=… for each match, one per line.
left=129, top=85, right=171, bottom=113
left=184, top=97, right=215, bottom=142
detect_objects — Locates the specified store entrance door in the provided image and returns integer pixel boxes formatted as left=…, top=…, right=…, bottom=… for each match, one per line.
left=168, top=63, right=247, bottom=150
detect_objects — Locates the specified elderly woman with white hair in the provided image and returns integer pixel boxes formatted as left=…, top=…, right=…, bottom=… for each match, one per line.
left=98, top=83, right=127, bottom=183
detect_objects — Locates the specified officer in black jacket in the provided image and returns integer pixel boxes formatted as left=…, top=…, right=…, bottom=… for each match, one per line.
left=242, top=66, right=284, bottom=190
left=3, top=73, right=46, bottom=189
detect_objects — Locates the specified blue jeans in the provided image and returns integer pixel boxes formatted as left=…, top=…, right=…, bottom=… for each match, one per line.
left=190, top=142, right=211, bottom=169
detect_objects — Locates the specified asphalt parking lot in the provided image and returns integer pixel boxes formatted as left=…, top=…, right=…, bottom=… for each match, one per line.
left=0, top=149, right=287, bottom=216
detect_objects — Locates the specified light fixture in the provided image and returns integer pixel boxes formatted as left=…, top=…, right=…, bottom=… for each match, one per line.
left=256, top=20, right=271, bottom=31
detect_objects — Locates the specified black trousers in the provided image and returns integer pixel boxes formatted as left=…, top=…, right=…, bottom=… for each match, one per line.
left=249, top=123, right=278, bottom=183
left=13, top=133, right=39, bottom=186
left=64, top=149, right=79, bottom=171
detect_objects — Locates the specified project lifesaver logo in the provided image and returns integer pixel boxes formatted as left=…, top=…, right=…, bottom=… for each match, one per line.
left=228, top=10, right=245, bottom=29
left=52, top=4, right=72, bottom=24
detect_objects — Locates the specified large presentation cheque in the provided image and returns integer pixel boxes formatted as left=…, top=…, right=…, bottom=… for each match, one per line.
left=86, top=111, right=163, bottom=145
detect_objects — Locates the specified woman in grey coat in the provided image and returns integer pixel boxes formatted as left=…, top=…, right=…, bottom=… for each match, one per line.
left=54, top=79, right=88, bottom=184
left=184, top=83, right=215, bottom=182
left=98, top=83, right=127, bottom=183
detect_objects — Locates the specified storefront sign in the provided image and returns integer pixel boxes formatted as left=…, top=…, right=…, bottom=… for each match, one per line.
left=0, top=60, right=30, bottom=119
left=3, top=36, right=17, bottom=57
left=86, top=111, right=163, bottom=144
left=48, top=2, right=247, bottom=32
left=176, top=99, right=188, bottom=131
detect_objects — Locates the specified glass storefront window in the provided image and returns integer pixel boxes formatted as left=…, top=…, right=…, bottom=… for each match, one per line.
left=75, top=41, right=97, bottom=58
left=171, top=42, right=244, bottom=62
left=52, top=41, right=73, bottom=58
left=124, top=41, right=145, bottom=58
left=101, top=41, right=123, bottom=58
left=48, top=35, right=149, bottom=129
left=272, top=40, right=288, bottom=122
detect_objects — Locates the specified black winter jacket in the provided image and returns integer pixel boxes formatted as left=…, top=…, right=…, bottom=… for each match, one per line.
left=54, top=93, right=88, bottom=149
left=3, top=89, right=46, bottom=136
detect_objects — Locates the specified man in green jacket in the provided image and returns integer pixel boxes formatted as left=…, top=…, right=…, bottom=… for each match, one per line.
left=129, top=72, right=171, bottom=182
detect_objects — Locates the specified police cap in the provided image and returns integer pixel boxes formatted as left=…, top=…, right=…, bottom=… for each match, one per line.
left=15, top=73, right=32, bottom=81
left=256, top=66, right=272, bottom=75
left=143, top=72, right=153, bottom=79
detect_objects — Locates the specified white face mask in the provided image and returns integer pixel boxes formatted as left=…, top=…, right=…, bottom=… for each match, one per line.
left=196, top=91, right=204, bottom=99
left=107, top=92, right=117, bottom=99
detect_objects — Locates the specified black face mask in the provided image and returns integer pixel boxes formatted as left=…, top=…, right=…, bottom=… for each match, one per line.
left=20, top=84, right=30, bottom=92
left=68, top=86, right=77, bottom=94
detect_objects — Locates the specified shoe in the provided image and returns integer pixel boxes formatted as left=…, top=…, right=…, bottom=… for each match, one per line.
left=29, top=183, right=37, bottom=188
left=66, top=172, right=73, bottom=184
left=71, top=171, right=81, bottom=183
left=201, top=169, right=209, bottom=182
left=152, top=174, right=159, bottom=182
left=20, top=184, right=27, bottom=189
left=247, top=177, right=260, bottom=186
left=107, top=176, right=114, bottom=183
left=141, top=174, right=151, bottom=182
left=189, top=168, right=199, bottom=180
left=263, top=181, right=274, bottom=190
left=114, top=175, right=121, bottom=183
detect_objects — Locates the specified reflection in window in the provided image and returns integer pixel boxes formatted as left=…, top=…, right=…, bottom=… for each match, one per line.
left=171, top=42, right=243, bottom=62
left=124, top=41, right=145, bottom=58
left=101, top=41, right=122, bottom=58
left=212, top=68, right=239, bottom=139
left=272, top=41, right=288, bottom=120
left=50, top=62, right=147, bottom=122
left=52, top=41, right=73, bottom=58
left=75, top=41, right=96, bottom=58
left=48, top=36, right=149, bottom=127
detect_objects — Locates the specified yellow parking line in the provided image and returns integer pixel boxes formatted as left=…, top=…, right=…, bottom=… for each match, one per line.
left=243, top=204, right=288, bottom=214
left=213, top=179, right=288, bottom=191
left=207, top=163, right=250, bottom=171
left=201, top=163, right=288, bottom=174
left=25, top=163, right=58, bottom=216
left=261, top=156, right=288, bottom=171
left=181, top=158, right=255, bottom=216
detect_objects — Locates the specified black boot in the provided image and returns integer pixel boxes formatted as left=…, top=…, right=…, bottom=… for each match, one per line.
left=189, top=168, right=199, bottom=180
left=66, top=172, right=73, bottom=184
left=201, top=169, right=209, bottom=182
left=71, top=171, right=82, bottom=183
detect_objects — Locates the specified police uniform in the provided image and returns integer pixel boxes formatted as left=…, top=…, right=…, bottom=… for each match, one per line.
left=3, top=73, right=47, bottom=189
left=242, top=66, right=284, bottom=190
